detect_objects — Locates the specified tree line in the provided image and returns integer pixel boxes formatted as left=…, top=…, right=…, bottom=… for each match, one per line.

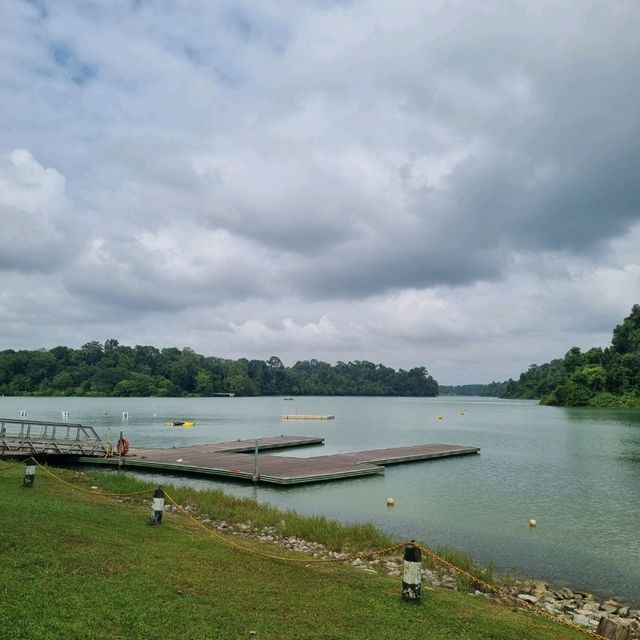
left=439, top=382, right=509, bottom=397
left=0, top=340, right=439, bottom=398
left=495, top=305, right=640, bottom=407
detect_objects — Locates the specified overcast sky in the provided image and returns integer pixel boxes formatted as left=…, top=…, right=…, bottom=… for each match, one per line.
left=1, top=0, right=639, bottom=384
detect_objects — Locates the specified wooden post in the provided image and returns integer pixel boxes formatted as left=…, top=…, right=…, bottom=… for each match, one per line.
left=149, top=487, right=165, bottom=525
left=402, top=541, right=422, bottom=602
left=23, top=457, right=36, bottom=487
left=118, top=431, right=123, bottom=468
left=252, top=438, right=260, bottom=482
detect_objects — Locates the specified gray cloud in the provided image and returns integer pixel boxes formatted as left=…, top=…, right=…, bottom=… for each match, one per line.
left=0, top=0, right=639, bottom=381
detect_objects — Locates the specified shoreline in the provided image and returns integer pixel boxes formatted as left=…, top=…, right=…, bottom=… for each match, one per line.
left=6, top=455, right=638, bottom=638
left=154, top=495, right=640, bottom=638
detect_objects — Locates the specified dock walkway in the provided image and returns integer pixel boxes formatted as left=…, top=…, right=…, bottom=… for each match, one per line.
left=79, top=437, right=480, bottom=485
left=1, top=418, right=480, bottom=485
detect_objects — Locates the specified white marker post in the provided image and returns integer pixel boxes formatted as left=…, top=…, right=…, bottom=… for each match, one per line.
left=149, top=487, right=165, bottom=525
left=402, top=541, right=422, bottom=602
left=62, top=411, right=70, bottom=421
left=23, top=458, right=36, bottom=487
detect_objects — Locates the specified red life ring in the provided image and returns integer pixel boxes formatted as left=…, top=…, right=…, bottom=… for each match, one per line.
left=116, top=436, right=130, bottom=456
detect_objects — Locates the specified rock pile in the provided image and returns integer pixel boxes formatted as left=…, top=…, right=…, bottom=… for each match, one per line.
left=507, top=582, right=640, bottom=639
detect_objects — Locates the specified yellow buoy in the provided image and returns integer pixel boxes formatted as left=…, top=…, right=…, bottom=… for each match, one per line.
left=386, top=497, right=395, bottom=506
left=529, top=519, right=537, bottom=528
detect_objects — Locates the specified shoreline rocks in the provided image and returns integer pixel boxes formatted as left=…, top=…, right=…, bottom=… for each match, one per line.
left=166, top=501, right=639, bottom=640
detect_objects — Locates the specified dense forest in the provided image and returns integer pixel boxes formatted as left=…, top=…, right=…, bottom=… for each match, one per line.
left=439, top=382, right=509, bottom=397
left=498, top=305, right=640, bottom=407
left=0, top=340, right=438, bottom=398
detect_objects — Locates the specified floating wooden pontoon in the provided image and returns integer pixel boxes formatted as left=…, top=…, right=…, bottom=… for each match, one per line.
left=77, top=437, right=479, bottom=485
left=0, top=417, right=479, bottom=486
left=282, top=414, right=335, bottom=420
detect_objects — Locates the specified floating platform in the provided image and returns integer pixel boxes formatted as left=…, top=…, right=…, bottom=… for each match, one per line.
left=75, top=436, right=479, bottom=485
left=282, top=415, right=335, bottom=420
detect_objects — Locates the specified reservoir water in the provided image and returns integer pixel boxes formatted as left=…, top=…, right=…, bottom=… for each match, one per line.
left=3, top=395, right=639, bottom=604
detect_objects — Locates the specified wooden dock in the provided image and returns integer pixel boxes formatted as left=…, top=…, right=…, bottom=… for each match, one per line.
left=76, top=437, right=480, bottom=485
left=282, top=415, right=335, bottom=420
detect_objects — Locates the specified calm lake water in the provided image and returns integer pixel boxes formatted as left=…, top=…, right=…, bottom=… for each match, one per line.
left=3, top=395, right=640, bottom=604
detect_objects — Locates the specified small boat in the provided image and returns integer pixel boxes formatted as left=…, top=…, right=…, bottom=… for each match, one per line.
left=283, top=396, right=294, bottom=400
left=166, top=420, right=195, bottom=427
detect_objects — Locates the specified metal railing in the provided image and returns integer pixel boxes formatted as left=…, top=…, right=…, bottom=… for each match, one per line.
left=0, top=418, right=108, bottom=457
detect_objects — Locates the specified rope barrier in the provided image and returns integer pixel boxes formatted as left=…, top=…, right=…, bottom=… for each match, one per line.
left=161, top=496, right=607, bottom=639
left=5, top=464, right=609, bottom=640
left=416, top=544, right=608, bottom=640
left=0, top=460, right=24, bottom=472
left=34, top=461, right=155, bottom=498
left=164, top=490, right=375, bottom=563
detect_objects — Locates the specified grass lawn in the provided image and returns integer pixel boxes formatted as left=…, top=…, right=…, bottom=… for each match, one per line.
left=0, top=462, right=585, bottom=640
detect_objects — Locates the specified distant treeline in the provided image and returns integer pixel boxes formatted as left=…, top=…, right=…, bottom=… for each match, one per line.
left=0, top=340, right=439, bottom=398
left=438, top=382, right=509, bottom=397
left=495, top=305, right=640, bottom=407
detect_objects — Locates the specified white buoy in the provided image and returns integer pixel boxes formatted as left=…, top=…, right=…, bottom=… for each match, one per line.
left=386, top=497, right=395, bottom=506
left=529, top=519, right=537, bottom=528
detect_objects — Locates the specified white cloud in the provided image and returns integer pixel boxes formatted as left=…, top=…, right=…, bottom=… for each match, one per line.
left=0, top=149, right=73, bottom=271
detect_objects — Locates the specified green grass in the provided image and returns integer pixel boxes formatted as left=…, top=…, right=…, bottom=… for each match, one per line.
left=54, top=467, right=394, bottom=553
left=0, top=461, right=585, bottom=640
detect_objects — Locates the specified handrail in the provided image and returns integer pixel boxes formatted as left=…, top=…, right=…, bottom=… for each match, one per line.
left=0, top=418, right=107, bottom=457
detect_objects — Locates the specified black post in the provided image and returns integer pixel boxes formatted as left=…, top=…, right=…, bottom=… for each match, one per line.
left=149, top=487, right=165, bottom=525
left=402, top=541, right=422, bottom=602
left=23, top=457, right=36, bottom=487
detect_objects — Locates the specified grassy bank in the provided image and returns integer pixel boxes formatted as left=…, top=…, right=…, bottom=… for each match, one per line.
left=0, top=462, right=584, bottom=640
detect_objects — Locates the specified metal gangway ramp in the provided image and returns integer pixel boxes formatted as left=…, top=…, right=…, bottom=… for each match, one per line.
left=0, top=418, right=108, bottom=457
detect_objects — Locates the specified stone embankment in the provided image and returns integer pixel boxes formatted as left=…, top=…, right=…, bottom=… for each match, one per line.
left=511, top=581, right=639, bottom=640
left=161, top=501, right=640, bottom=640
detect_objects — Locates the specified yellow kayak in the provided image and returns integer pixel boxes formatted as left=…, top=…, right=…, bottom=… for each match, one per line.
left=165, top=420, right=196, bottom=427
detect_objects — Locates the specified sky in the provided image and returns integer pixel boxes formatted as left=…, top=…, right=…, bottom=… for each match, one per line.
left=0, top=0, right=639, bottom=384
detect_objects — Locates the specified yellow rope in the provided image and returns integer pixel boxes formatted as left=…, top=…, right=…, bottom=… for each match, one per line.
left=164, top=490, right=368, bottom=563
left=160, top=498, right=605, bottom=640
left=416, top=544, right=607, bottom=640
left=0, top=460, right=24, bottom=472
left=16, top=464, right=610, bottom=640
left=35, top=461, right=154, bottom=497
